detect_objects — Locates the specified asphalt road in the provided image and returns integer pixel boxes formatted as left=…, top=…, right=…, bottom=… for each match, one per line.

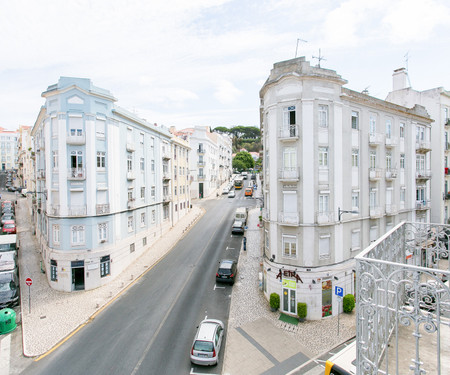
left=22, top=187, right=255, bottom=375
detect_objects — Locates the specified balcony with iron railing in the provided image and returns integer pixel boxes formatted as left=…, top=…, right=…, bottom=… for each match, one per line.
left=415, top=200, right=431, bottom=210
left=385, top=168, right=398, bottom=180
left=385, top=203, right=398, bottom=215
left=369, top=167, right=382, bottom=181
left=369, top=206, right=383, bottom=218
left=126, top=142, right=136, bottom=152
left=68, top=205, right=87, bottom=216
left=126, top=171, right=135, bottom=180
left=278, top=124, right=299, bottom=141
left=197, top=147, right=205, bottom=155
left=127, top=199, right=135, bottom=209
left=278, top=167, right=300, bottom=182
left=67, top=132, right=86, bottom=145
left=369, top=132, right=384, bottom=146
left=278, top=212, right=299, bottom=226
left=197, top=174, right=206, bottom=181
left=316, top=211, right=334, bottom=225
left=415, top=139, right=431, bottom=152
left=68, top=168, right=85, bottom=180
left=96, top=204, right=110, bottom=215
left=385, top=135, right=398, bottom=148
left=415, top=170, right=432, bottom=180
left=355, top=222, right=450, bottom=375
left=162, top=194, right=171, bottom=203
left=37, top=169, right=46, bottom=179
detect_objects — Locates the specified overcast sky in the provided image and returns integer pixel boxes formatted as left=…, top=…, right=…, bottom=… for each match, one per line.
left=1, top=0, right=450, bottom=131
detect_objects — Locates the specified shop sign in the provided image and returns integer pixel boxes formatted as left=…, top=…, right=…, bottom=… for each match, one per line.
left=276, top=269, right=303, bottom=283
left=282, top=279, right=296, bottom=289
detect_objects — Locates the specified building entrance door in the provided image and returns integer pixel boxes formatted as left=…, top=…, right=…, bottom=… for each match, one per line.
left=71, top=260, right=85, bottom=291
left=282, top=279, right=296, bottom=314
left=199, top=183, right=204, bottom=198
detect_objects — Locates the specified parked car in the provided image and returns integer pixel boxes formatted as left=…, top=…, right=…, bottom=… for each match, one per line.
left=190, top=319, right=224, bottom=366
left=0, top=269, right=20, bottom=308
left=1, top=213, right=15, bottom=227
left=231, top=220, right=245, bottom=234
left=2, top=221, right=16, bottom=235
left=0, top=251, right=17, bottom=272
left=0, top=234, right=18, bottom=254
left=216, top=259, right=237, bottom=284
left=222, top=186, right=230, bottom=194
left=244, top=187, right=253, bottom=197
left=228, top=190, right=235, bottom=198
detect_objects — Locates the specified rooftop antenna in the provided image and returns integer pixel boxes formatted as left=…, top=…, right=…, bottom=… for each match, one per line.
left=404, top=51, right=412, bottom=87
left=295, top=38, right=308, bottom=58
left=312, top=48, right=326, bottom=68
left=362, top=86, right=370, bottom=95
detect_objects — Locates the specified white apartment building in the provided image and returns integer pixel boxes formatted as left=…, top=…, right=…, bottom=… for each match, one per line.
left=32, top=77, right=190, bottom=292
left=260, top=57, right=432, bottom=320
left=17, top=125, right=35, bottom=191
left=386, top=68, right=450, bottom=223
left=174, top=126, right=232, bottom=199
left=0, top=127, right=18, bottom=171
left=171, top=136, right=191, bottom=225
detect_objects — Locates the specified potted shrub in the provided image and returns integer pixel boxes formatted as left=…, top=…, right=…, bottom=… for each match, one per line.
left=297, top=302, right=307, bottom=322
left=269, top=293, right=280, bottom=312
left=343, top=294, right=355, bottom=313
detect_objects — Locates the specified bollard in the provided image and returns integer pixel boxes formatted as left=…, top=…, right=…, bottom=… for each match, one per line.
left=243, top=237, right=247, bottom=251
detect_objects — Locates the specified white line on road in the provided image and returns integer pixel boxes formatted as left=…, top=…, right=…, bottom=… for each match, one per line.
left=190, top=368, right=219, bottom=375
left=0, top=333, right=11, bottom=375
left=214, top=284, right=225, bottom=290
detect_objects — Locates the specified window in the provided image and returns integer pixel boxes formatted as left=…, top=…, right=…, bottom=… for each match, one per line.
left=319, top=105, right=328, bottom=128
left=140, top=187, right=145, bottom=199
left=98, top=223, right=107, bottom=242
left=386, top=152, right=392, bottom=169
left=151, top=186, right=155, bottom=199
left=70, top=151, right=83, bottom=169
left=128, top=216, right=134, bottom=231
left=416, top=154, right=425, bottom=171
left=71, top=225, right=85, bottom=245
left=386, top=119, right=392, bottom=139
left=370, top=190, right=377, bottom=208
left=143, top=237, right=147, bottom=246
left=140, top=132, right=144, bottom=145
left=151, top=159, right=155, bottom=172
left=400, top=122, right=405, bottom=138
left=128, top=190, right=133, bottom=201
left=152, top=209, right=156, bottom=223
left=283, top=106, right=296, bottom=127
left=352, top=149, right=359, bottom=167
left=369, top=115, right=376, bottom=134
left=53, top=225, right=60, bottom=244
left=319, top=147, right=328, bottom=167
left=97, top=152, right=106, bottom=168
left=351, top=230, right=360, bottom=251
left=400, top=188, right=406, bottom=204
left=319, top=195, right=329, bottom=213
left=351, top=111, right=359, bottom=130
left=163, top=205, right=169, bottom=220
left=141, top=212, right=146, bottom=226
left=52, top=151, right=58, bottom=169
left=127, top=154, right=133, bottom=172
left=282, top=235, right=297, bottom=258
left=140, top=158, right=145, bottom=171
left=352, top=192, right=359, bottom=211
left=319, top=235, right=330, bottom=259
left=50, top=260, right=57, bottom=281
left=174, top=187, right=177, bottom=195
left=416, top=126, right=425, bottom=141
left=370, top=226, right=378, bottom=243
left=283, top=147, right=296, bottom=170
left=96, top=120, right=105, bottom=138
left=100, top=255, right=110, bottom=277
left=400, top=154, right=405, bottom=169
left=369, top=151, right=376, bottom=168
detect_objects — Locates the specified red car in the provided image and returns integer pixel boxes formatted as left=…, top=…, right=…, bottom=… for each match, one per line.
left=2, top=220, right=16, bottom=234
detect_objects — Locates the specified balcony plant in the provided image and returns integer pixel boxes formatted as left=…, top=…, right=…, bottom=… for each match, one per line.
left=269, top=293, right=280, bottom=312
left=343, top=294, right=355, bottom=313
left=297, top=302, right=307, bottom=322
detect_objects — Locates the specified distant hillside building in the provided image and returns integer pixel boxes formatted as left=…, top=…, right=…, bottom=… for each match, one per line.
left=0, top=127, right=18, bottom=171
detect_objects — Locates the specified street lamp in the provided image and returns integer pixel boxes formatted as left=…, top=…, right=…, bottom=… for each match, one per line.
left=338, top=207, right=358, bottom=222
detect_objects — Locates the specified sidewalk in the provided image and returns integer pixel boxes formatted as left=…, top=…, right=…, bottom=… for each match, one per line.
left=16, top=197, right=204, bottom=357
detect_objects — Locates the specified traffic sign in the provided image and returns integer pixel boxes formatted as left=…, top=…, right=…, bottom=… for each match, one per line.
left=26, top=278, right=32, bottom=286
left=335, top=286, right=343, bottom=297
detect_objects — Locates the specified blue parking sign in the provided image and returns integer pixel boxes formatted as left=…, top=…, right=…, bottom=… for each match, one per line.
left=335, top=286, right=343, bottom=297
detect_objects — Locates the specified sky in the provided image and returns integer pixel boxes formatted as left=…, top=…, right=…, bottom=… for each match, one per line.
left=1, top=0, right=450, bottom=131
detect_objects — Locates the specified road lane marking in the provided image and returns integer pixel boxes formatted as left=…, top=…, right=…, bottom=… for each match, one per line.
left=214, top=284, right=225, bottom=290
left=0, top=334, right=11, bottom=375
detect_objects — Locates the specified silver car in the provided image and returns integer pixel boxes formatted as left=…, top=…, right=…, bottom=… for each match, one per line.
left=190, top=319, right=224, bottom=366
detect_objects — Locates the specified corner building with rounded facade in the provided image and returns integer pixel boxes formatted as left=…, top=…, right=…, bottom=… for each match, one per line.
left=260, top=57, right=432, bottom=319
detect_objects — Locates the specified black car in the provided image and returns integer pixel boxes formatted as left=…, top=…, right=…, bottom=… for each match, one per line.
left=216, top=260, right=237, bottom=284
left=0, top=269, right=20, bottom=308
left=231, top=220, right=245, bottom=234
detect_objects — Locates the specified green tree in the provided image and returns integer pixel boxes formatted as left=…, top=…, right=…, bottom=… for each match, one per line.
left=233, top=151, right=254, bottom=171
left=232, top=158, right=246, bottom=172
left=213, top=126, right=229, bottom=134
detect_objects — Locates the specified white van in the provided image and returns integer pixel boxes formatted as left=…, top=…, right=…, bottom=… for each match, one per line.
left=235, top=207, right=248, bottom=225
left=0, top=234, right=18, bottom=253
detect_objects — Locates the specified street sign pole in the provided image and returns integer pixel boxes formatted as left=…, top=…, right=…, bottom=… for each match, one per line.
left=28, top=285, right=31, bottom=313
left=335, top=286, right=344, bottom=337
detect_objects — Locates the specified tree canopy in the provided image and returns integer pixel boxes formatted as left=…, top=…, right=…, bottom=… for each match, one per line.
left=212, top=125, right=261, bottom=153
left=232, top=151, right=255, bottom=171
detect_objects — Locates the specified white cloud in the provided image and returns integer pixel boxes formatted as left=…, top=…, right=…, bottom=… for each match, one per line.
left=214, top=80, right=242, bottom=104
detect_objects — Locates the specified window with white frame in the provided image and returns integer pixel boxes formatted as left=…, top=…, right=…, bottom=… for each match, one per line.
left=319, top=105, right=328, bottom=128
left=127, top=153, right=133, bottom=172
left=319, top=147, right=328, bottom=167
left=351, top=230, right=360, bottom=251
left=400, top=154, right=405, bottom=169
left=151, top=159, right=155, bottom=172
left=283, top=106, right=296, bottom=133
left=152, top=209, right=156, bottom=223
left=400, top=187, right=406, bottom=204
left=370, top=190, right=377, bottom=208
left=96, top=119, right=105, bottom=138
left=386, top=152, right=392, bottom=169
left=319, top=194, right=329, bottom=213
left=151, top=186, right=155, bottom=199
left=416, top=154, right=425, bottom=171
left=141, top=187, right=145, bottom=199
left=385, top=119, right=392, bottom=139
left=283, top=146, right=296, bottom=171
left=370, top=226, right=378, bottom=242
left=163, top=205, right=169, bottom=220
left=370, top=151, right=376, bottom=168
left=140, top=133, right=144, bottom=146
left=71, top=225, right=85, bottom=245
left=319, top=235, right=330, bottom=259
left=265, top=230, right=269, bottom=252
left=400, top=122, right=405, bottom=138
left=50, top=260, right=57, bottom=281
left=128, top=190, right=133, bottom=201
left=282, top=235, right=297, bottom=258
left=352, top=192, right=359, bottom=211
left=416, top=126, right=425, bottom=141
left=351, top=111, right=359, bottom=130
left=127, top=216, right=134, bottom=231
left=143, top=237, right=147, bottom=246
left=369, top=114, right=377, bottom=134
left=140, top=158, right=145, bottom=171
left=97, top=152, right=106, bottom=168
left=352, top=149, right=359, bottom=167
left=98, top=223, right=107, bottom=242
left=53, top=224, right=60, bottom=244
left=141, top=212, right=146, bottom=226
left=52, top=151, right=58, bottom=169
left=100, top=256, right=110, bottom=277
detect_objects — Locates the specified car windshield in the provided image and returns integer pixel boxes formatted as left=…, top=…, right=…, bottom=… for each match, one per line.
left=219, top=267, right=232, bottom=275
left=193, top=340, right=214, bottom=352
left=0, top=282, right=13, bottom=292
left=3, top=224, right=15, bottom=229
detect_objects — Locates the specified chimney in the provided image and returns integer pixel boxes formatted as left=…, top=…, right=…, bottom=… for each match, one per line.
left=392, top=68, right=409, bottom=91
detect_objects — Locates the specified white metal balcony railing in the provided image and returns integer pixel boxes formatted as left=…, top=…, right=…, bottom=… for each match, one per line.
left=385, top=203, right=398, bottom=215
left=416, top=170, right=432, bottom=179
left=279, top=212, right=299, bottom=225
left=68, top=205, right=87, bottom=216
left=279, top=167, right=300, bottom=181
left=316, top=211, right=334, bottom=224
left=415, top=200, right=431, bottom=210
left=415, top=140, right=431, bottom=152
left=67, top=133, right=86, bottom=145
left=37, top=169, right=46, bottom=179
left=369, top=132, right=384, bottom=145
left=385, top=136, right=398, bottom=147
left=68, top=168, right=85, bottom=179
left=127, top=199, right=135, bottom=209
left=197, top=174, right=206, bottom=181
left=369, top=168, right=382, bottom=180
left=126, top=142, right=136, bottom=152
left=163, top=194, right=171, bottom=203
left=278, top=124, right=299, bottom=139
left=126, top=171, right=135, bottom=180
left=369, top=206, right=383, bottom=218
left=162, top=172, right=171, bottom=180
left=162, top=150, right=171, bottom=159
left=49, top=205, right=59, bottom=215
left=385, top=168, right=398, bottom=180
left=96, top=204, right=110, bottom=215
left=355, top=222, right=450, bottom=375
